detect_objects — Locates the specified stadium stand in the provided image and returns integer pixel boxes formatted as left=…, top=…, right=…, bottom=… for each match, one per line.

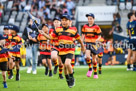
left=0, top=0, right=92, bottom=36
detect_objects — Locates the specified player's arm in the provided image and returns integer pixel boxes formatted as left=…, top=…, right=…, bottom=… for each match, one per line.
left=128, top=29, right=131, bottom=39
left=96, top=35, right=101, bottom=42
left=38, top=30, right=51, bottom=40
left=96, top=27, right=102, bottom=42
left=81, top=26, right=85, bottom=42
left=77, top=38, right=85, bottom=53
left=75, top=31, right=85, bottom=53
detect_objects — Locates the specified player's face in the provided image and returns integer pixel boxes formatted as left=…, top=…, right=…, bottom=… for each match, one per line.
left=53, top=20, right=61, bottom=28
left=10, top=30, right=16, bottom=34
left=132, top=15, right=135, bottom=20
left=61, top=18, right=70, bottom=27
left=88, top=16, right=94, bottom=25
left=4, top=29, right=9, bottom=35
left=42, top=26, right=48, bottom=33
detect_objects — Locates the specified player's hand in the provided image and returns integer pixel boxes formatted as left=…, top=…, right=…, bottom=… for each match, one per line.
left=28, top=35, right=33, bottom=40
left=38, top=30, right=44, bottom=34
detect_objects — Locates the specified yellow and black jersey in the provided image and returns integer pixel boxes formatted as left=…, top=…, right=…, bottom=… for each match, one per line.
left=7, top=34, right=22, bottom=57
left=82, top=24, right=102, bottom=43
left=50, top=26, right=80, bottom=55
left=37, top=34, right=51, bottom=55
left=0, top=46, right=11, bottom=62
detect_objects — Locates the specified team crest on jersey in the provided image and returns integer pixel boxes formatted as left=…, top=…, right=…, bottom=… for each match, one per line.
left=130, top=24, right=135, bottom=28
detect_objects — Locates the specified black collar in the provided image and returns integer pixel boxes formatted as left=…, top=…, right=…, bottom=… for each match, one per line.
left=63, top=26, right=69, bottom=31
left=87, top=23, right=96, bottom=27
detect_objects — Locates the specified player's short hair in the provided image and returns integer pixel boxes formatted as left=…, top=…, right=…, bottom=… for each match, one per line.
left=127, top=12, right=134, bottom=19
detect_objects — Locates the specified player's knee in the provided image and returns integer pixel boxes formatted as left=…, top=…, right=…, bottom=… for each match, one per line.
left=51, top=56, right=57, bottom=62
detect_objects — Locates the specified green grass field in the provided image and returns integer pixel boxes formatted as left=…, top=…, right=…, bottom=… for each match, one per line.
left=0, top=66, right=136, bottom=91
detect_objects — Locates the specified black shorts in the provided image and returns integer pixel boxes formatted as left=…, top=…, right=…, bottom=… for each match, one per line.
left=40, top=54, right=51, bottom=60
left=0, top=62, right=8, bottom=71
left=86, top=43, right=98, bottom=55
left=13, top=57, right=21, bottom=62
left=59, top=53, right=73, bottom=64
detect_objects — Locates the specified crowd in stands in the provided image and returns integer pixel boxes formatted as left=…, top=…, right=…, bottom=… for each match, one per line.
left=0, top=2, right=4, bottom=23
left=10, top=0, right=76, bottom=25
left=106, top=0, right=136, bottom=10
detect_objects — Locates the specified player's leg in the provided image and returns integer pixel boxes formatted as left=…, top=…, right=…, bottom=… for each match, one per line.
left=2, top=71, right=7, bottom=88
left=64, top=56, right=75, bottom=88
left=42, top=58, right=48, bottom=76
left=8, top=58, right=14, bottom=79
left=51, top=50, right=58, bottom=74
left=92, top=54, right=98, bottom=79
left=85, top=50, right=92, bottom=77
left=58, top=56, right=64, bottom=79
left=98, top=57, right=102, bottom=74
left=63, top=60, right=69, bottom=86
left=15, top=58, right=20, bottom=81
left=98, top=53, right=103, bottom=74
left=127, top=49, right=132, bottom=70
left=71, top=55, right=75, bottom=73
left=47, top=58, right=53, bottom=77
left=7, top=61, right=10, bottom=76
left=1, top=62, right=8, bottom=88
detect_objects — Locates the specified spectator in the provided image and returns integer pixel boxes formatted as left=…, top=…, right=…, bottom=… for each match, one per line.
left=20, top=0, right=26, bottom=11
left=47, top=19, right=53, bottom=29
left=38, top=0, right=45, bottom=10
left=66, top=0, right=75, bottom=15
left=71, top=8, right=75, bottom=20
left=0, top=3, right=4, bottom=10
left=114, top=23, right=123, bottom=33
left=43, top=6, right=50, bottom=19
left=133, top=0, right=136, bottom=6
left=109, top=13, right=123, bottom=35
left=56, top=8, right=63, bottom=17
left=31, top=6, right=38, bottom=16
left=24, top=3, right=31, bottom=11
left=45, top=0, right=51, bottom=8
left=50, top=0, right=57, bottom=16
left=57, top=0, right=64, bottom=8
left=32, top=0, right=39, bottom=9
left=62, top=3, right=68, bottom=14
left=51, top=0, right=57, bottom=8
left=37, top=8, right=43, bottom=17
left=112, top=0, right=118, bottom=5
left=12, top=0, right=20, bottom=11
left=22, top=19, right=39, bottom=74
left=116, top=12, right=121, bottom=25
left=37, top=8, right=45, bottom=23
left=0, top=3, right=4, bottom=18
